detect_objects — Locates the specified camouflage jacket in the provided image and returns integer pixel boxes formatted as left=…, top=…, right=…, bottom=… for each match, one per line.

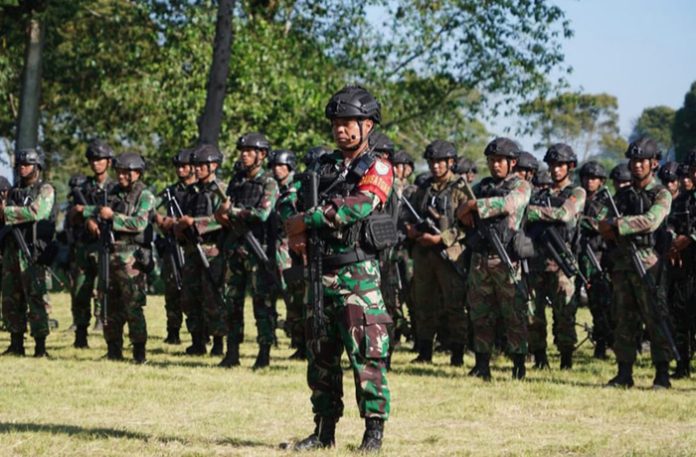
left=474, top=174, right=531, bottom=232
left=84, top=181, right=155, bottom=242
left=3, top=180, right=55, bottom=227
left=527, top=182, right=586, bottom=225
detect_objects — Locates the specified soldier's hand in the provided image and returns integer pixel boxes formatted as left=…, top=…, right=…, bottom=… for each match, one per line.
left=219, top=198, right=232, bottom=212
left=285, top=214, right=307, bottom=237
left=405, top=223, right=420, bottom=240
left=459, top=212, right=475, bottom=227
left=99, top=206, right=114, bottom=220
left=598, top=219, right=616, bottom=241
left=417, top=232, right=441, bottom=247
left=177, top=215, right=195, bottom=229
left=672, top=234, right=692, bottom=252
left=214, top=209, right=231, bottom=227
left=455, top=199, right=477, bottom=222
left=289, top=232, right=308, bottom=264
left=668, top=249, right=683, bottom=267
left=86, top=218, right=100, bottom=237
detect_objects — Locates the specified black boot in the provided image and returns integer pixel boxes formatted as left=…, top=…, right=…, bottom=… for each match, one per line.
left=2, top=333, right=25, bottom=356
left=672, top=359, right=691, bottom=379
left=73, top=325, right=89, bottom=349
left=468, top=352, right=481, bottom=377
left=593, top=340, right=607, bottom=360
left=289, top=346, right=306, bottom=360
left=560, top=350, right=573, bottom=370
left=219, top=338, right=240, bottom=368
left=358, top=418, right=384, bottom=452
left=253, top=344, right=271, bottom=369
left=210, top=336, right=224, bottom=356
left=653, top=361, right=671, bottom=390
left=164, top=328, right=181, bottom=345
left=606, top=362, right=634, bottom=388
left=185, top=333, right=206, bottom=355
left=411, top=339, right=432, bottom=364
left=34, top=337, right=48, bottom=358
left=476, top=352, right=492, bottom=381
left=293, top=416, right=336, bottom=450
left=106, top=341, right=124, bottom=361
left=533, top=349, right=550, bottom=369
left=450, top=343, right=465, bottom=367
left=512, top=353, right=526, bottom=380
left=133, top=342, right=147, bottom=364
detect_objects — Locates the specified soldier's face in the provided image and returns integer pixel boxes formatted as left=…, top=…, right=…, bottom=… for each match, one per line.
left=394, top=164, right=406, bottom=179
left=273, top=164, right=290, bottom=182
left=116, top=169, right=140, bottom=187
left=582, top=176, right=603, bottom=193
left=331, top=118, right=373, bottom=150
left=176, top=164, right=193, bottom=179
left=89, top=158, right=109, bottom=175
left=466, top=170, right=476, bottom=183
left=666, top=179, right=679, bottom=195
left=683, top=176, right=695, bottom=191
left=549, top=161, right=569, bottom=182
left=194, top=162, right=218, bottom=181
left=629, top=158, right=652, bottom=180
left=487, top=155, right=514, bottom=179
left=239, top=148, right=261, bottom=168
left=428, top=158, right=451, bottom=179
left=18, top=164, right=35, bottom=178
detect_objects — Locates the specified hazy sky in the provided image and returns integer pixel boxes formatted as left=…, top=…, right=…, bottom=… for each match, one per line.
left=488, top=0, right=696, bottom=151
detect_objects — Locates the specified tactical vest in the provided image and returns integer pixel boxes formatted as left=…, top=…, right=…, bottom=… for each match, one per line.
left=528, top=185, right=577, bottom=242
left=109, top=181, right=153, bottom=245
left=581, top=190, right=609, bottom=252
left=417, top=176, right=458, bottom=232
left=81, top=177, right=115, bottom=205
left=6, top=180, right=57, bottom=256
left=226, top=170, right=270, bottom=244
left=183, top=181, right=219, bottom=244
left=615, top=184, right=667, bottom=249
left=468, top=176, right=519, bottom=254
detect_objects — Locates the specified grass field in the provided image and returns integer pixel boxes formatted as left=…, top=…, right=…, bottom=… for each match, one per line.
left=1, top=293, right=696, bottom=457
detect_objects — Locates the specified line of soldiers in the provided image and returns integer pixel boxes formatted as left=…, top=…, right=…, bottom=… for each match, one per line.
left=2, top=85, right=695, bottom=450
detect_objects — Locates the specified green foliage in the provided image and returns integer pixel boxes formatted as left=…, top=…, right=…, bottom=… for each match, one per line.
left=631, top=105, right=675, bottom=154
left=520, top=91, right=623, bottom=161
left=673, top=81, right=696, bottom=161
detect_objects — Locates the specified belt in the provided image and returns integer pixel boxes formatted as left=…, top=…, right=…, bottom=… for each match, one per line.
left=323, top=248, right=375, bottom=269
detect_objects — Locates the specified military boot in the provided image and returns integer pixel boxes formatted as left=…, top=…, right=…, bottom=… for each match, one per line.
left=560, top=350, right=573, bottom=370
left=210, top=336, right=224, bottom=356
left=411, top=339, right=432, bottom=364
left=358, top=418, right=384, bottom=452
left=219, top=338, right=240, bottom=368
left=652, top=361, right=671, bottom=390
left=476, top=352, right=492, bottom=381
left=450, top=343, right=465, bottom=367
left=133, top=342, right=147, bottom=364
left=671, top=359, right=691, bottom=379
left=106, top=340, right=124, bottom=361
left=73, top=325, right=89, bottom=349
left=33, top=337, right=49, bottom=358
left=593, top=340, right=607, bottom=359
left=164, top=328, right=181, bottom=345
left=468, top=352, right=482, bottom=377
left=2, top=333, right=25, bottom=356
left=293, top=416, right=336, bottom=450
left=185, top=333, right=206, bottom=355
left=253, top=344, right=271, bottom=369
left=289, top=346, right=306, bottom=360
left=606, top=362, right=634, bottom=388
left=533, top=349, right=550, bottom=369
left=512, top=354, right=526, bottom=380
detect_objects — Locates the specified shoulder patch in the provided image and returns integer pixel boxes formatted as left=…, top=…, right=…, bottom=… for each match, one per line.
left=375, top=160, right=390, bottom=176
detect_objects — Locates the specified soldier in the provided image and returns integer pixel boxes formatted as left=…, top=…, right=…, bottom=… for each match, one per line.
left=454, top=157, right=478, bottom=183
left=303, top=145, right=331, bottom=172
left=154, top=148, right=197, bottom=345
left=456, top=137, right=531, bottom=380
left=0, top=176, right=11, bottom=330
left=81, top=152, right=154, bottom=363
left=285, top=85, right=392, bottom=451
left=66, top=140, right=116, bottom=347
left=514, top=151, right=539, bottom=183
left=176, top=144, right=228, bottom=357
left=577, top=161, right=613, bottom=359
left=610, top=163, right=632, bottom=190
left=658, top=161, right=681, bottom=198
left=664, top=149, right=696, bottom=378
left=1, top=149, right=55, bottom=357
left=599, top=137, right=673, bottom=389
left=526, top=143, right=586, bottom=370
left=215, top=133, right=279, bottom=369
left=532, top=169, right=553, bottom=190
left=269, top=149, right=306, bottom=360
left=406, top=140, right=468, bottom=366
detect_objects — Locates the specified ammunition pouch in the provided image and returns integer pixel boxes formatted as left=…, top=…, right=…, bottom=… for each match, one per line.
left=363, top=212, right=398, bottom=251
left=133, top=247, right=155, bottom=273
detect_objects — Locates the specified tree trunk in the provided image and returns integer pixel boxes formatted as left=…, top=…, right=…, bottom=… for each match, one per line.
left=15, top=11, right=44, bottom=152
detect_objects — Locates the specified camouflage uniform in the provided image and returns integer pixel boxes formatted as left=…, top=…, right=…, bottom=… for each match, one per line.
left=527, top=183, right=586, bottom=365
left=222, top=168, right=279, bottom=354
left=409, top=171, right=468, bottom=360
left=1, top=179, right=55, bottom=346
left=84, top=180, right=155, bottom=359
left=299, top=150, right=392, bottom=422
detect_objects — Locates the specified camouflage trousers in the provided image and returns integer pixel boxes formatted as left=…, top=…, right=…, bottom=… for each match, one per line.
left=102, top=245, right=147, bottom=344
left=667, top=266, right=696, bottom=362
left=180, top=244, right=227, bottom=338
left=529, top=265, right=577, bottom=353
left=411, top=245, right=467, bottom=347
left=283, top=276, right=306, bottom=349
left=583, top=272, right=614, bottom=347
left=467, top=253, right=528, bottom=354
left=612, top=267, right=672, bottom=364
left=225, top=245, right=275, bottom=346
left=379, top=256, right=408, bottom=351
left=69, top=242, right=99, bottom=327
left=161, top=250, right=184, bottom=331
left=1, top=245, right=49, bottom=337
left=307, top=259, right=390, bottom=420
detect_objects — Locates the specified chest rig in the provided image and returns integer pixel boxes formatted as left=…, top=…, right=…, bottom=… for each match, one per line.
left=108, top=181, right=152, bottom=245
left=468, top=176, right=519, bottom=253
left=615, top=184, right=667, bottom=249
left=581, top=190, right=610, bottom=252
left=226, top=170, right=273, bottom=245
left=6, top=180, right=57, bottom=256
left=528, top=185, right=577, bottom=243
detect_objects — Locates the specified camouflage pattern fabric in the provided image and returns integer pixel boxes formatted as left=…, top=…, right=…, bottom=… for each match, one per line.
left=69, top=242, right=99, bottom=327
left=1, top=181, right=55, bottom=338
left=160, top=252, right=184, bottom=331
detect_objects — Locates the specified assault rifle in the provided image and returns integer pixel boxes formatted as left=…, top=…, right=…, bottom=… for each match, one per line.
left=601, top=188, right=680, bottom=361
left=158, top=188, right=185, bottom=291
left=398, top=193, right=467, bottom=280
left=95, top=188, right=114, bottom=324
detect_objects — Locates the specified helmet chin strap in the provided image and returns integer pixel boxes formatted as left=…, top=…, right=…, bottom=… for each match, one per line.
left=344, top=120, right=367, bottom=152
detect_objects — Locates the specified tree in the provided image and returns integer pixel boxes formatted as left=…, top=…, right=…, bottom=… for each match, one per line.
left=631, top=106, right=675, bottom=154
left=673, top=81, right=696, bottom=162
left=520, top=92, right=622, bottom=161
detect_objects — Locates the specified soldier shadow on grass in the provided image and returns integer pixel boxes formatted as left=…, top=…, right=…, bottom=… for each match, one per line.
left=0, top=422, right=272, bottom=448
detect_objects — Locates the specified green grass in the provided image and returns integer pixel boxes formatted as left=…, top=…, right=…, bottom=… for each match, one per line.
left=1, top=293, right=696, bottom=456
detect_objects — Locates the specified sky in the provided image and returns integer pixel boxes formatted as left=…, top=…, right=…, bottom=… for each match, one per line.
left=487, top=0, right=696, bottom=153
